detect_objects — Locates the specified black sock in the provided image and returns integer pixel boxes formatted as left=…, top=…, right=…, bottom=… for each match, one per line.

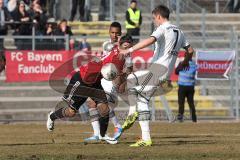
left=50, top=108, right=65, bottom=121
left=99, top=116, right=109, bottom=137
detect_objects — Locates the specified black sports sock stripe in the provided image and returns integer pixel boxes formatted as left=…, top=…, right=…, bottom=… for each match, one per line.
left=50, top=107, right=66, bottom=121
left=138, top=72, right=153, bottom=94
left=99, top=116, right=109, bottom=137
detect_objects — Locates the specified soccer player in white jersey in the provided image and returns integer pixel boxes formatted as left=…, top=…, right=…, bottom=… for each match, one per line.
left=84, top=22, right=125, bottom=142
left=119, top=5, right=195, bottom=147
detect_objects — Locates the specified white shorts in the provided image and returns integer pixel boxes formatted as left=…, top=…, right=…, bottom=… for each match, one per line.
left=101, top=78, right=113, bottom=93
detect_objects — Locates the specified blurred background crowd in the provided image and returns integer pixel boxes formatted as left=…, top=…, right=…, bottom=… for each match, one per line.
left=0, top=0, right=239, bottom=51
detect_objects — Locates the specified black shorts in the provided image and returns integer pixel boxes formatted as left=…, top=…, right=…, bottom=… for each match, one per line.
left=63, top=71, right=107, bottom=110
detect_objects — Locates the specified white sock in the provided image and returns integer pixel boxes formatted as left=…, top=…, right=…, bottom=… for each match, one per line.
left=111, top=116, right=122, bottom=128
left=91, top=121, right=100, bottom=137
left=139, top=120, right=151, bottom=141
left=128, top=105, right=136, bottom=115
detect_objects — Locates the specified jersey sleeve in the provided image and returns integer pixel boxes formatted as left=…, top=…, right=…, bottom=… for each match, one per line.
left=151, top=27, right=164, bottom=40
left=102, top=40, right=111, bottom=57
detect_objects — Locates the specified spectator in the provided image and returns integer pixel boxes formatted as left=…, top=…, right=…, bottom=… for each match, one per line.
left=7, top=0, right=17, bottom=13
left=12, top=1, right=32, bottom=49
left=29, top=3, right=47, bottom=35
left=30, top=3, right=49, bottom=50
left=69, top=34, right=91, bottom=51
left=125, top=0, right=142, bottom=43
left=36, top=0, right=55, bottom=17
left=99, top=0, right=109, bottom=21
left=0, top=0, right=12, bottom=50
left=40, top=19, right=57, bottom=50
left=19, top=0, right=31, bottom=11
left=32, top=0, right=40, bottom=5
left=46, top=0, right=55, bottom=18
left=69, top=0, right=85, bottom=21
left=12, top=1, right=31, bottom=35
left=77, top=35, right=91, bottom=51
left=39, top=0, right=46, bottom=8
left=228, top=0, right=240, bottom=13
left=45, top=19, right=56, bottom=36
left=54, top=19, right=73, bottom=50
left=175, top=58, right=197, bottom=123
left=22, top=0, right=31, bottom=6
left=55, top=19, right=73, bottom=36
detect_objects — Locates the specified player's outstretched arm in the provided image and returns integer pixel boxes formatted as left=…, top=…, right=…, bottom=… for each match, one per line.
left=120, top=37, right=156, bottom=56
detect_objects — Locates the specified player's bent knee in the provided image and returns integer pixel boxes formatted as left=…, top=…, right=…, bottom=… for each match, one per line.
left=97, top=103, right=110, bottom=117
left=89, top=108, right=100, bottom=122
left=86, top=98, right=97, bottom=108
left=127, top=70, right=151, bottom=86
left=127, top=73, right=138, bottom=87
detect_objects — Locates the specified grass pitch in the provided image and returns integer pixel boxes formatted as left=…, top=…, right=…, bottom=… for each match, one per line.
left=0, top=121, right=240, bottom=160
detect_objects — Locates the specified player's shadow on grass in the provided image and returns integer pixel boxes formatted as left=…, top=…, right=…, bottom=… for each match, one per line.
left=160, top=136, right=195, bottom=139
left=160, top=135, right=216, bottom=139
left=150, top=135, right=217, bottom=146
left=152, top=139, right=216, bottom=147
left=119, top=139, right=216, bottom=146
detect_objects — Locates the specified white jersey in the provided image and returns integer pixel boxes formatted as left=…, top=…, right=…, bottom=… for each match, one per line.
left=151, top=21, right=190, bottom=79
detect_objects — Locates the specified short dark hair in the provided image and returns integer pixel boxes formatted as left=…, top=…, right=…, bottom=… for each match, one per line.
left=152, top=5, right=170, bottom=19
left=119, top=34, right=133, bottom=45
left=59, top=19, right=67, bottom=25
left=131, top=0, right=137, bottom=3
left=110, top=21, right=122, bottom=31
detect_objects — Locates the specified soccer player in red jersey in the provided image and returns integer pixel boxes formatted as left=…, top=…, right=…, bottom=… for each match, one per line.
left=84, top=22, right=124, bottom=143
left=46, top=35, right=133, bottom=142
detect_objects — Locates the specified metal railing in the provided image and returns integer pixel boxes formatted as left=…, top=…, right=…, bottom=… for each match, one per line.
left=0, top=35, right=70, bottom=51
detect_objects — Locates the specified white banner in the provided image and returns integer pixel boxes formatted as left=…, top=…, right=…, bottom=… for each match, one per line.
left=196, top=50, right=235, bottom=80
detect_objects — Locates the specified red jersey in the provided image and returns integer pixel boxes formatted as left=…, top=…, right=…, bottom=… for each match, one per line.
left=79, top=46, right=126, bottom=84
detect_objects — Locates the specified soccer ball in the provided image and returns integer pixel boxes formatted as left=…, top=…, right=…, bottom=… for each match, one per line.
left=101, top=63, right=118, bottom=81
